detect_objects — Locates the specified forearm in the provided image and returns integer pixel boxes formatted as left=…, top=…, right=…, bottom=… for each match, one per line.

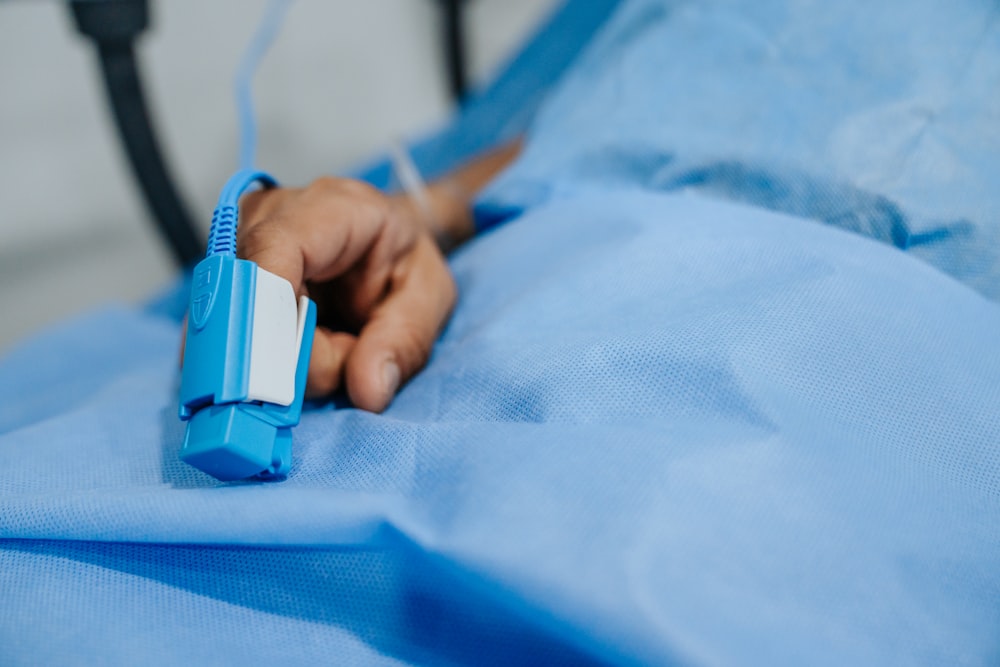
left=404, top=139, right=522, bottom=252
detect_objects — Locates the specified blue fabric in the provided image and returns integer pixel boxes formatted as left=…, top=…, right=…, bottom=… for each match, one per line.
left=3, top=191, right=999, bottom=664
left=357, top=0, right=621, bottom=189
left=3, top=0, right=1000, bottom=664
left=480, top=0, right=1000, bottom=300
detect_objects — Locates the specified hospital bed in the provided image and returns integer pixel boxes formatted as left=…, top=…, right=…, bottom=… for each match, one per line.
left=2, top=0, right=998, bottom=665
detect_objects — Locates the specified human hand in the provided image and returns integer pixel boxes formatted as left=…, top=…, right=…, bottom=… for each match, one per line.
left=236, top=177, right=457, bottom=413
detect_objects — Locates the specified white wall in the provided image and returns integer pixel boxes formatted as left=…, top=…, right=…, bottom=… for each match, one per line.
left=0, top=0, right=559, bottom=350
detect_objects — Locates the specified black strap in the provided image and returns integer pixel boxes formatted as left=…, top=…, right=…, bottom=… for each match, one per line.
left=69, top=0, right=204, bottom=267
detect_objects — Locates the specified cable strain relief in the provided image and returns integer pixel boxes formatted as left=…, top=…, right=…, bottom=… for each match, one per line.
left=205, top=170, right=277, bottom=258
left=206, top=204, right=239, bottom=257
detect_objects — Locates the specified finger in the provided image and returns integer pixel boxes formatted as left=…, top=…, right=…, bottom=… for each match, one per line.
left=238, top=188, right=283, bottom=225
left=237, top=178, right=391, bottom=293
left=305, top=327, right=357, bottom=398
left=344, top=237, right=457, bottom=412
left=235, top=188, right=304, bottom=288
left=337, top=199, right=420, bottom=320
left=182, top=288, right=356, bottom=399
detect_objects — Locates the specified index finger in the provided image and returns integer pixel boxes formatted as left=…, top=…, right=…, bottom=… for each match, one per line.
left=237, top=178, right=393, bottom=293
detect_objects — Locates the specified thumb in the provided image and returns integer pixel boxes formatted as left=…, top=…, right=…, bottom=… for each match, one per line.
left=343, top=237, right=456, bottom=412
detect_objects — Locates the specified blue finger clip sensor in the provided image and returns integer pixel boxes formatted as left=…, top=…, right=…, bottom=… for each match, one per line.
left=178, top=170, right=316, bottom=481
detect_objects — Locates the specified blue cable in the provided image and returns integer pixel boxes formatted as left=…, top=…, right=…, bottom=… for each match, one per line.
left=205, top=0, right=293, bottom=259
left=179, top=0, right=313, bottom=482
left=235, top=0, right=295, bottom=172
left=205, top=170, right=278, bottom=257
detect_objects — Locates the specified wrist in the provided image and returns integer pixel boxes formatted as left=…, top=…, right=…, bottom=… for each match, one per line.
left=426, top=180, right=475, bottom=251
left=395, top=181, right=474, bottom=254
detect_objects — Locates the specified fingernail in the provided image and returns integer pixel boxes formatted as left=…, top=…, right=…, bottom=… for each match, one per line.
left=382, top=361, right=401, bottom=399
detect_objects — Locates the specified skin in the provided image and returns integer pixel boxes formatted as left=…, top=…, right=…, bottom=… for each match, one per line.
left=228, top=139, right=521, bottom=413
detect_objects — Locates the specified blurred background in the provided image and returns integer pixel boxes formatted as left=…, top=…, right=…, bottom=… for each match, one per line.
left=0, top=0, right=559, bottom=350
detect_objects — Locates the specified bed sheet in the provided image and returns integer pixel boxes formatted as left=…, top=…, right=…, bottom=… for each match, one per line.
left=2, top=189, right=999, bottom=665
left=480, top=0, right=1000, bottom=300
left=4, top=0, right=1000, bottom=663
left=356, top=0, right=621, bottom=189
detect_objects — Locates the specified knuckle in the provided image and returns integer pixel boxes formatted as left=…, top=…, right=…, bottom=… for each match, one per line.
left=339, top=178, right=381, bottom=200
left=308, top=176, right=381, bottom=201
left=339, top=180, right=391, bottom=220
left=307, top=177, right=391, bottom=228
left=308, top=175, right=347, bottom=193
